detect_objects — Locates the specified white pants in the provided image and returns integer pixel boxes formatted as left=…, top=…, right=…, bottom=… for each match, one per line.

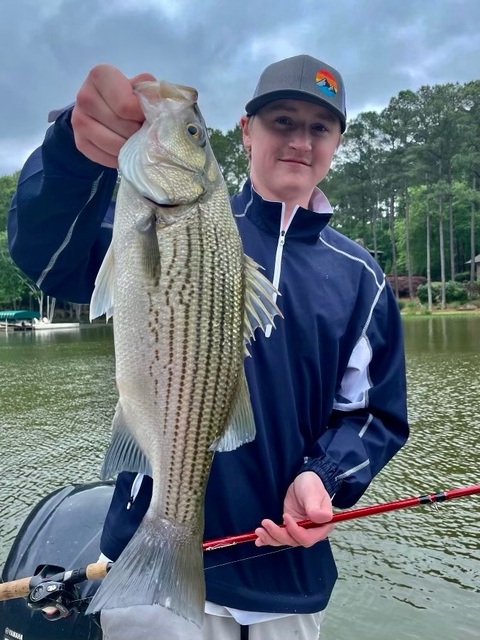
left=101, top=606, right=324, bottom=640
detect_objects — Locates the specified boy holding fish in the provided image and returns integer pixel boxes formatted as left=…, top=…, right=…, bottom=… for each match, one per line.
left=8, top=54, right=409, bottom=640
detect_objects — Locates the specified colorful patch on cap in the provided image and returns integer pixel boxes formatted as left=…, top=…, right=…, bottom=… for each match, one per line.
left=315, top=69, right=338, bottom=97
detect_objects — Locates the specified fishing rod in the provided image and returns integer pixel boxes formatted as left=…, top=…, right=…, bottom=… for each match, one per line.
left=202, top=483, right=480, bottom=550
left=0, top=483, right=478, bottom=606
left=0, top=562, right=112, bottom=618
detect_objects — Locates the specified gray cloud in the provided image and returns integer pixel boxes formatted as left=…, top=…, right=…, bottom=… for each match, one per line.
left=1, top=0, right=480, bottom=176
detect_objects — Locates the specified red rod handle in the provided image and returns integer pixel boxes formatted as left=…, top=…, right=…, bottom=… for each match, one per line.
left=202, top=484, right=480, bottom=551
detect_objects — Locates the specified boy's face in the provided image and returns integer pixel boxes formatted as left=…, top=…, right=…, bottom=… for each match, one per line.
left=241, top=99, right=342, bottom=208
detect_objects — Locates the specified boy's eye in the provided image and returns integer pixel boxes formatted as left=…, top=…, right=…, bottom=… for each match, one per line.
left=276, top=116, right=292, bottom=125
left=312, top=123, right=327, bottom=133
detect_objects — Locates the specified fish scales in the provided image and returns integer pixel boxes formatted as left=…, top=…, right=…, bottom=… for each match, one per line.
left=152, top=207, right=245, bottom=524
left=111, top=186, right=245, bottom=524
left=86, top=80, right=280, bottom=627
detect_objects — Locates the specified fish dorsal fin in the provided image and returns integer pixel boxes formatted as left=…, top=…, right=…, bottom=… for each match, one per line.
left=243, top=254, right=282, bottom=355
left=209, top=368, right=256, bottom=452
left=210, top=258, right=282, bottom=453
left=90, top=242, right=115, bottom=321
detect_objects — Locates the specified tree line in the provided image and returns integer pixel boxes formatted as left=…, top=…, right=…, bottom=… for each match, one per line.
left=1, top=78, right=479, bottom=313
left=324, top=79, right=480, bottom=309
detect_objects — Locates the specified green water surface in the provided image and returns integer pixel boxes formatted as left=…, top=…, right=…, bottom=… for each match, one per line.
left=0, top=317, right=478, bottom=639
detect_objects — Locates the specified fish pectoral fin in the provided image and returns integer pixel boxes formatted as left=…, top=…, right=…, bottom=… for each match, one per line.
left=209, top=369, right=256, bottom=452
left=135, top=211, right=161, bottom=282
left=100, top=401, right=152, bottom=480
left=90, top=242, right=115, bottom=321
left=243, top=254, right=283, bottom=351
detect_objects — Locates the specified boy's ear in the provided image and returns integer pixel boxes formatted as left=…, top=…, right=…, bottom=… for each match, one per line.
left=240, top=115, right=252, bottom=149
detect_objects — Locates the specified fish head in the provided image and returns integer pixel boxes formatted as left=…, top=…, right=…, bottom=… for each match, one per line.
left=118, top=80, right=220, bottom=220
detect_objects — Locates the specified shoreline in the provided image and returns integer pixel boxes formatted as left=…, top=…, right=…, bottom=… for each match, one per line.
left=401, top=307, right=480, bottom=318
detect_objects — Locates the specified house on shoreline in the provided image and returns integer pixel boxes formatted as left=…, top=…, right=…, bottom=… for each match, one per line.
left=466, top=255, right=480, bottom=281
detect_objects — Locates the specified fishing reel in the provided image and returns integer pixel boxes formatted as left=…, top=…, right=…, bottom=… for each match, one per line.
left=27, top=564, right=84, bottom=621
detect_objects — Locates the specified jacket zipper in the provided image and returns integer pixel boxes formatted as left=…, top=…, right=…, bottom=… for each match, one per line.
left=126, top=473, right=145, bottom=509
left=265, top=228, right=286, bottom=338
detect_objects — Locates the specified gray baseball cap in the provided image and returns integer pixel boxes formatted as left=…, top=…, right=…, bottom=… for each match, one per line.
left=245, top=54, right=347, bottom=132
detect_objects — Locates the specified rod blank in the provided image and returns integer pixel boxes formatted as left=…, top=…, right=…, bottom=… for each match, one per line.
left=202, top=484, right=480, bottom=550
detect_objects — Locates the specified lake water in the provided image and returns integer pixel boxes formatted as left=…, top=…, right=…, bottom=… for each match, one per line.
left=0, top=317, right=479, bottom=639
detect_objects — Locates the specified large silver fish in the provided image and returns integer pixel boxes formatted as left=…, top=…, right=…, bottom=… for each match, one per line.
left=86, top=81, right=280, bottom=626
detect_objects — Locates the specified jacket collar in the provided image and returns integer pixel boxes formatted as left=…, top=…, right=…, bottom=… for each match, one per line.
left=231, top=179, right=332, bottom=242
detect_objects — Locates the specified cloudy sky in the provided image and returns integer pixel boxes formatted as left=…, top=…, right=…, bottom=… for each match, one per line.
left=1, top=0, right=480, bottom=177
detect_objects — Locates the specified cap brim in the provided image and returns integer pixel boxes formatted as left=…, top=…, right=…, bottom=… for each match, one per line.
left=245, top=90, right=346, bottom=132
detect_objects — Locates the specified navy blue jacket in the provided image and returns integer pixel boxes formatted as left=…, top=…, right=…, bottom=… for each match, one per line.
left=8, top=109, right=409, bottom=615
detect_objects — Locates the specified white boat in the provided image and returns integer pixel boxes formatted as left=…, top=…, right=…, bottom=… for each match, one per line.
left=32, top=318, right=80, bottom=331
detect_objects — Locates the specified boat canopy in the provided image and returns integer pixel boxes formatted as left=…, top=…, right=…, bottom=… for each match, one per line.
left=0, top=310, right=41, bottom=321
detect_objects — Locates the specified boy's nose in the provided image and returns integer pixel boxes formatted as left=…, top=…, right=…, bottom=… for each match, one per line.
left=288, top=128, right=312, bottom=151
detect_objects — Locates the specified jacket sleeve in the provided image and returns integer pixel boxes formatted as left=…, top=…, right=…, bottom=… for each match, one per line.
left=301, top=278, right=409, bottom=509
left=7, top=108, right=118, bottom=303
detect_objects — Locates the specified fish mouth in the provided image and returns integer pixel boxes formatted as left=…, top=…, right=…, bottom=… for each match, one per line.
left=143, top=196, right=178, bottom=208
left=142, top=191, right=204, bottom=210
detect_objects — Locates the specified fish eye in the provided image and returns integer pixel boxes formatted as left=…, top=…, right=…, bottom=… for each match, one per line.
left=187, top=123, right=200, bottom=138
left=186, top=121, right=206, bottom=147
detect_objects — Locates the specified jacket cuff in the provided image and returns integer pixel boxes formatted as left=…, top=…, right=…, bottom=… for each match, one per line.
left=298, top=456, right=341, bottom=498
left=48, top=102, right=75, bottom=123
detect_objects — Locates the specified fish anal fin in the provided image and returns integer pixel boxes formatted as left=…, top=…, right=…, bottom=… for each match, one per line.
left=100, top=401, right=152, bottom=480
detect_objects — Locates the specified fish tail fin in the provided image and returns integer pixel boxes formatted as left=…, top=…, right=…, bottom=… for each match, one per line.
left=86, top=514, right=205, bottom=627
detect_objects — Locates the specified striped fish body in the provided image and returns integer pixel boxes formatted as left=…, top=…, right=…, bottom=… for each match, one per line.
left=113, top=176, right=246, bottom=523
left=86, top=81, right=280, bottom=626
